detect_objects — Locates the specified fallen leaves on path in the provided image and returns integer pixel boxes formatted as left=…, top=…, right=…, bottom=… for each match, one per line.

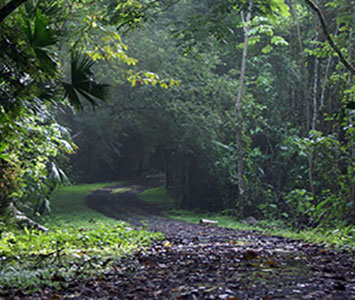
left=7, top=182, right=355, bottom=299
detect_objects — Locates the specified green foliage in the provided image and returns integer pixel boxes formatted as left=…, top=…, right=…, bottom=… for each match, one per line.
left=0, top=224, right=162, bottom=290
left=280, top=130, right=355, bottom=226
left=2, top=0, right=354, bottom=241
left=285, top=189, right=314, bottom=226
left=0, top=104, right=75, bottom=215
left=1, top=0, right=167, bottom=214
left=64, top=0, right=354, bottom=229
left=62, top=52, right=110, bottom=110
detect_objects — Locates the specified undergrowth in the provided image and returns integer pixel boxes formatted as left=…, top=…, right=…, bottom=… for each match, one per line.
left=0, top=182, right=164, bottom=292
left=138, top=186, right=355, bottom=250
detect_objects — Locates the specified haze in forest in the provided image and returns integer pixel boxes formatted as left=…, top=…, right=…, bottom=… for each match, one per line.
left=0, top=0, right=354, bottom=296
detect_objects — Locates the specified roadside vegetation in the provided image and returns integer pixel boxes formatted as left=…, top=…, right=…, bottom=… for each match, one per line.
left=0, top=183, right=163, bottom=293
left=138, top=186, right=355, bottom=250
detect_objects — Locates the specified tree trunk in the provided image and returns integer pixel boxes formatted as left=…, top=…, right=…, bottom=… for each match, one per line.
left=308, top=46, right=318, bottom=208
left=347, top=30, right=355, bottom=221
left=164, top=150, right=172, bottom=190
left=4, top=203, right=48, bottom=232
left=234, top=2, right=252, bottom=217
left=290, top=0, right=310, bottom=133
left=180, top=156, right=191, bottom=209
left=304, top=0, right=355, bottom=75
left=320, top=26, right=339, bottom=110
left=312, top=54, right=319, bottom=130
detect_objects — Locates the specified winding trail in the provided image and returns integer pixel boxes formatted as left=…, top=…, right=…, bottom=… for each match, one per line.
left=67, top=181, right=355, bottom=299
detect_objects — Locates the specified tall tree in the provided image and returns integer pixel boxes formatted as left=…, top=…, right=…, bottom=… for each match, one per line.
left=234, top=1, right=252, bottom=216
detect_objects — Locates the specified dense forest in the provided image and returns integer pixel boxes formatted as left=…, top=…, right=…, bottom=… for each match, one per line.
left=2, top=0, right=353, bottom=226
left=1, top=0, right=355, bottom=297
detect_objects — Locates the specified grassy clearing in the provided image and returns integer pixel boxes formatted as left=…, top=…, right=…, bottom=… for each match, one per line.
left=0, top=182, right=164, bottom=292
left=138, top=186, right=355, bottom=250
left=42, top=182, right=120, bottom=227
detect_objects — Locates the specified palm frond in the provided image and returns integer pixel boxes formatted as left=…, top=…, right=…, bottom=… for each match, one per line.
left=62, top=51, right=110, bottom=110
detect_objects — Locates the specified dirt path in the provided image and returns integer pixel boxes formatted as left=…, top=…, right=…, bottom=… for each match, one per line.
left=59, top=182, right=355, bottom=299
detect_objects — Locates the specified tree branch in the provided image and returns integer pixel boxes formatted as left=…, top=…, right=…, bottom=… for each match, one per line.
left=304, top=0, right=355, bottom=75
left=0, top=0, right=28, bottom=23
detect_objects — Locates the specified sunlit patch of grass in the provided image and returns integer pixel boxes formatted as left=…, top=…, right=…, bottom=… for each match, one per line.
left=43, top=182, right=122, bottom=226
left=111, top=186, right=139, bottom=194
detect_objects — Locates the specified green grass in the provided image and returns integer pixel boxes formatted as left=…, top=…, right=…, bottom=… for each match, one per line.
left=42, top=182, right=121, bottom=227
left=0, top=182, right=164, bottom=292
left=138, top=186, right=176, bottom=209
left=138, top=186, right=355, bottom=250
